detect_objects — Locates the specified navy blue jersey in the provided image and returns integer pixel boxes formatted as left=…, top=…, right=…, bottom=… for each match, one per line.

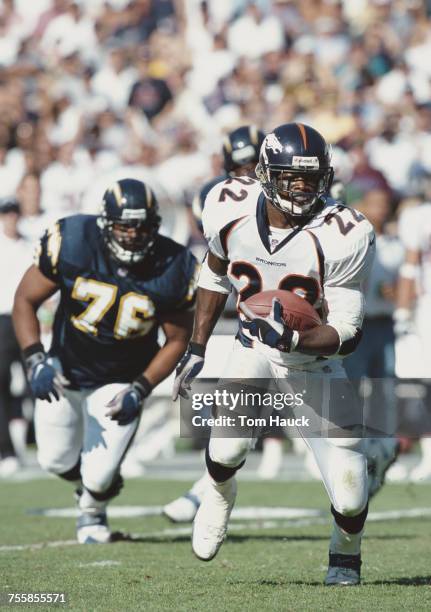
left=35, top=215, right=198, bottom=388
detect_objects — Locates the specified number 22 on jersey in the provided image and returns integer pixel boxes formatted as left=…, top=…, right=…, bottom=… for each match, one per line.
left=70, top=277, right=155, bottom=339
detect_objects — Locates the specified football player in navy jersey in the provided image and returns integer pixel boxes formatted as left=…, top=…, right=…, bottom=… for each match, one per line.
left=13, top=178, right=198, bottom=544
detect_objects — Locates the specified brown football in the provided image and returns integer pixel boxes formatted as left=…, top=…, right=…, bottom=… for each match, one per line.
left=243, top=289, right=321, bottom=331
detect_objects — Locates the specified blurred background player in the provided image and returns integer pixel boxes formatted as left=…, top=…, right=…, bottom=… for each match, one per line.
left=191, top=125, right=266, bottom=236
left=344, top=188, right=403, bottom=495
left=0, top=198, right=32, bottom=476
left=13, top=178, right=198, bottom=544
left=396, top=170, right=431, bottom=482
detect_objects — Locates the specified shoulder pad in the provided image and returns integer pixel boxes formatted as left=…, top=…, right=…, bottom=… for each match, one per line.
left=202, top=177, right=261, bottom=242
left=311, top=203, right=374, bottom=259
left=192, top=175, right=226, bottom=227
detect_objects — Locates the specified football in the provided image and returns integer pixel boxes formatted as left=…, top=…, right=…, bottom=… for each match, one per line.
left=243, top=289, right=321, bottom=331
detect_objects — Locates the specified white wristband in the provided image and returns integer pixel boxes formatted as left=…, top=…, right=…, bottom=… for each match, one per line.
left=197, top=258, right=231, bottom=294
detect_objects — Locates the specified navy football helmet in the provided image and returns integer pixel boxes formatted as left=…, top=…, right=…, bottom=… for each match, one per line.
left=99, top=178, right=161, bottom=265
left=223, top=125, right=265, bottom=175
left=256, top=123, right=334, bottom=217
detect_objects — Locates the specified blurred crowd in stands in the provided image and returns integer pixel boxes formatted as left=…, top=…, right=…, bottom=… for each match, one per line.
left=2, top=0, right=431, bottom=477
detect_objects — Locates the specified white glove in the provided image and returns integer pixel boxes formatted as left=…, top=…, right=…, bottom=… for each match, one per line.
left=172, top=343, right=205, bottom=401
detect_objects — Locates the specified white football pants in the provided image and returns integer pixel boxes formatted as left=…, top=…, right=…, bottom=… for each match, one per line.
left=208, top=341, right=368, bottom=517
left=35, top=383, right=139, bottom=493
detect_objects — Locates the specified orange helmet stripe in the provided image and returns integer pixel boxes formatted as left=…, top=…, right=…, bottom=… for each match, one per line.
left=297, top=123, right=308, bottom=150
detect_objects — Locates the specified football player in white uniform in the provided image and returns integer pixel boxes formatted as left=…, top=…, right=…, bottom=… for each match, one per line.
left=164, top=125, right=273, bottom=523
left=173, top=123, right=376, bottom=586
left=396, top=199, right=431, bottom=480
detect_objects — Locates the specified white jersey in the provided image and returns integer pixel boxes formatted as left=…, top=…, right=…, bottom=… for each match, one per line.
left=201, top=176, right=262, bottom=243
left=201, top=178, right=375, bottom=367
left=398, top=203, right=431, bottom=298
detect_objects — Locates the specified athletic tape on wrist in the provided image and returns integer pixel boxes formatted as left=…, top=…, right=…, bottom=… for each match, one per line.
left=22, top=342, right=46, bottom=370
left=133, top=375, right=153, bottom=398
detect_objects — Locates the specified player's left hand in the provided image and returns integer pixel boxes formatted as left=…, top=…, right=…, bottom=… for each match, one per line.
left=172, top=343, right=205, bottom=401
left=105, top=379, right=151, bottom=425
left=240, top=298, right=298, bottom=352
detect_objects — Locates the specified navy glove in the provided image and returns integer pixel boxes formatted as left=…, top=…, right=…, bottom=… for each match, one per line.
left=240, top=298, right=299, bottom=353
left=172, top=342, right=205, bottom=400
left=23, top=343, right=68, bottom=403
left=105, top=376, right=153, bottom=425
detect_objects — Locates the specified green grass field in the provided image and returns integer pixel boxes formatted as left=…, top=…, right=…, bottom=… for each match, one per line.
left=1, top=478, right=431, bottom=611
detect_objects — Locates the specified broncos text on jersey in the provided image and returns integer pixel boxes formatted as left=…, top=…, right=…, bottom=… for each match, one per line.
left=201, top=177, right=375, bottom=366
left=35, top=215, right=199, bottom=388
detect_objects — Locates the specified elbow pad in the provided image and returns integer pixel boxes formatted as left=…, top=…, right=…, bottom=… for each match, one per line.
left=197, top=258, right=231, bottom=295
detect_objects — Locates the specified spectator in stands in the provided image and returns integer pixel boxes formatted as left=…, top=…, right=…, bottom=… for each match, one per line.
left=0, top=198, right=32, bottom=476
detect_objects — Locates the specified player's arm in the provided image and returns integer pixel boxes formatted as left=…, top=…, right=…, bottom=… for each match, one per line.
left=13, top=264, right=59, bottom=349
left=296, top=322, right=341, bottom=355
left=240, top=297, right=342, bottom=355
left=241, top=282, right=365, bottom=356
left=191, top=252, right=230, bottom=346
left=172, top=251, right=231, bottom=400
left=242, top=228, right=375, bottom=357
left=304, top=227, right=375, bottom=357
left=106, top=309, right=196, bottom=425
left=13, top=264, right=65, bottom=402
left=141, top=309, right=195, bottom=387
left=393, top=248, right=419, bottom=335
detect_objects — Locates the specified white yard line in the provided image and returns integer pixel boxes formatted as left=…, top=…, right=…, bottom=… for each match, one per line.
left=27, top=506, right=323, bottom=519
left=78, top=560, right=121, bottom=567
left=2, top=507, right=431, bottom=554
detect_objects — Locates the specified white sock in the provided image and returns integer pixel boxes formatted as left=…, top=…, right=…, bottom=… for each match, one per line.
left=330, top=521, right=363, bottom=555
left=190, top=471, right=210, bottom=497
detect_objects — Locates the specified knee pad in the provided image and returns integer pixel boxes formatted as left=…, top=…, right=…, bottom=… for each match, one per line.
left=205, top=446, right=245, bottom=482
left=58, top=459, right=81, bottom=482
left=83, top=474, right=124, bottom=501
left=331, top=503, right=369, bottom=533
left=208, top=436, right=254, bottom=468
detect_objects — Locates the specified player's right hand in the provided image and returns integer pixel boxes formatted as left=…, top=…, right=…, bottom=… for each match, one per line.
left=240, top=298, right=298, bottom=352
left=23, top=344, right=68, bottom=403
left=28, top=361, right=68, bottom=402
left=172, top=343, right=205, bottom=401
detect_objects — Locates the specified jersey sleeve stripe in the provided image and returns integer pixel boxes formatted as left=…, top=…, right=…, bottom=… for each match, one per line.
left=306, top=230, right=325, bottom=289
left=219, top=216, right=247, bottom=257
